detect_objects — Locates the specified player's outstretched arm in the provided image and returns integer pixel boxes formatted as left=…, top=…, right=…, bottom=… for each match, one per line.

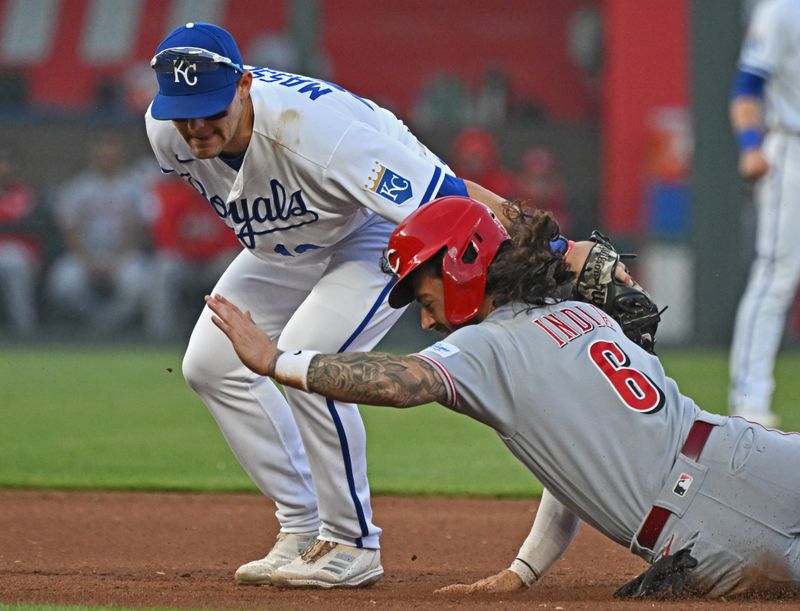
left=204, top=294, right=277, bottom=376
left=436, top=488, right=579, bottom=595
left=463, top=183, right=633, bottom=287
left=464, top=179, right=508, bottom=221
left=306, top=351, right=447, bottom=407
left=435, top=569, right=525, bottom=594
left=205, top=293, right=448, bottom=408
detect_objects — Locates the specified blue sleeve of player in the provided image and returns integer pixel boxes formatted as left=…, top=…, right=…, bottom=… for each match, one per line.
left=731, top=68, right=766, bottom=99
left=436, top=175, right=468, bottom=198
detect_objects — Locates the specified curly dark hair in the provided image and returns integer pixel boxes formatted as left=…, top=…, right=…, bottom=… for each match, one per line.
left=486, top=201, right=575, bottom=309
left=380, top=201, right=575, bottom=314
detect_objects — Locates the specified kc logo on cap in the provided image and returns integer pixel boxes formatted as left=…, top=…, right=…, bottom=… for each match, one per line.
left=172, top=59, right=198, bottom=85
left=150, top=22, right=245, bottom=120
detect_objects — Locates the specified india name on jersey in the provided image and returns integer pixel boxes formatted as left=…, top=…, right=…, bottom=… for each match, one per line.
left=145, top=67, right=450, bottom=262
left=415, top=300, right=702, bottom=548
left=739, top=0, right=800, bottom=131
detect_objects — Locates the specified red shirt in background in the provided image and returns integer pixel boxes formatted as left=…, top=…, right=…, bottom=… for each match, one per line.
left=0, top=182, right=41, bottom=258
left=151, top=179, right=240, bottom=262
left=449, top=128, right=516, bottom=198
left=515, top=147, right=571, bottom=234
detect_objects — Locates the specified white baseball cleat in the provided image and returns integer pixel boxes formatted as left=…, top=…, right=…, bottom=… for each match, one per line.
left=269, top=538, right=384, bottom=588
left=235, top=530, right=318, bottom=585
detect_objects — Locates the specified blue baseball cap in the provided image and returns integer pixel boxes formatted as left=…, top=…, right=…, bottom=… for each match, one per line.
left=150, top=22, right=245, bottom=120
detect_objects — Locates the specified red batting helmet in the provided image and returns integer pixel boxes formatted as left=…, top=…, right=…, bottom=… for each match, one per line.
left=386, top=196, right=511, bottom=325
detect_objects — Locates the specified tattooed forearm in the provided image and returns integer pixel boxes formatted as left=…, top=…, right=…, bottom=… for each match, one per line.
left=306, top=352, right=447, bottom=407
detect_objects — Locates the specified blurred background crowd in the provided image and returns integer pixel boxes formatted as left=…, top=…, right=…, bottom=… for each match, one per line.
left=0, top=0, right=784, bottom=348
left=0, top=123, right=571, bottom=341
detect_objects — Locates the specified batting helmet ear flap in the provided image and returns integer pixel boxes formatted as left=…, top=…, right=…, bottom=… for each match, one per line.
left=440, top=219, right=496, bottom=325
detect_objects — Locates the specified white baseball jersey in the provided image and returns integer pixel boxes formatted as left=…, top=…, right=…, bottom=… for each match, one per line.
left=145, top=66, right=456, bottom=550
left=146, top=66, right=450, bottom=260
left=730, top=0, right=800, bottom=423
left=739, top=0, right=800, bottom=132
left=416, top=300, right=800, bottom=597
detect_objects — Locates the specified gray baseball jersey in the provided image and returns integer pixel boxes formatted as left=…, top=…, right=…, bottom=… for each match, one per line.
left=416, top=300, right=699, bottom=547
left=416, top=299, right=800, bottom=596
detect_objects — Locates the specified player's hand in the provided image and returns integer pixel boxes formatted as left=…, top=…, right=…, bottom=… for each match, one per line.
left=434, top=569, right=526, bottom=594
left=738, top=148, right=769, bottom=181
left=567, top=240, right=633, bottom=287
left=205, top=293, right=278, bottom=377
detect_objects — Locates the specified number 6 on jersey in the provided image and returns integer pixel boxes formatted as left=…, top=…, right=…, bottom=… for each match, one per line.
left=589, top=340, right=665, bottom=413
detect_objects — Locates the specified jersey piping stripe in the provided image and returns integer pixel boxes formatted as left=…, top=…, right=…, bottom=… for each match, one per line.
left=338, top=277, right=396, bottom=353
left=420, top=166, right=444, bottom=206
left=328, top=277, right=397, bottom=547
left=735, top=136, right=787, bottom=395
left=324, top=398, right=367, bottom=548
left=730, top=415, right=800, bottom=436
left=412, top=354, right=458, bottom=407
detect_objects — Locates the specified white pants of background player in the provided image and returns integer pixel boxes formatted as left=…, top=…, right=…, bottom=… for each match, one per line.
left=45, top=251, right=150, bottom=334
left=182, top=215, right=403, bottom=549
left=0, top=242, right=38, bottom=335
left=730, top=131, right=800, bottom=421
left=145, top=249, right=239, bottom=340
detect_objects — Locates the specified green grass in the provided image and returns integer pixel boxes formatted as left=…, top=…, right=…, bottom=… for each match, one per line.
left=2, top=345, right=799, bottom=497
left=658, top=349, right=800, bottom=430
left=1, top=346, right=247, bottom=490
left=0, top=344, right=533, bottom=495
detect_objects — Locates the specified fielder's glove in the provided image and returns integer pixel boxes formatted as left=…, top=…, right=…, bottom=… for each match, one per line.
left=614, top=549, right=698, bottom=599
left=574, top=231, right=664, bottom=354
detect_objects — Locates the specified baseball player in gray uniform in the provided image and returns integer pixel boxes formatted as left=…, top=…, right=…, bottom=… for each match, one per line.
left=729, top=0, right=800, bottom=428
left=207, top=196, right=800, bottom=598
left=146, top=22, right=576, bottom=588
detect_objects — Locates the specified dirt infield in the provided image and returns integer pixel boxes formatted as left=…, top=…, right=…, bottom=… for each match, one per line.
left=0, top=490, right=793, bottom=610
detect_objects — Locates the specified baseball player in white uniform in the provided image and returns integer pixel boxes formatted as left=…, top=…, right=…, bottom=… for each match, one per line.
left=145, top=22, right=514, bottom=588
left=729, top=0, right=800, bottom=428
left=207, top=196, right=800, bottom=599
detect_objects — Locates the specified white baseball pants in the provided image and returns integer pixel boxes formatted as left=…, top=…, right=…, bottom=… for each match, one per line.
left=182, top=215, right=404, bottom=548
left=730, top=131, right=800, bottom=417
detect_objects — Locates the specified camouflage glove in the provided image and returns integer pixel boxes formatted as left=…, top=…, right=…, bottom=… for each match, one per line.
left=574, top=231, right=664, bottom=354
left=614, top=549, right=698, bottom=599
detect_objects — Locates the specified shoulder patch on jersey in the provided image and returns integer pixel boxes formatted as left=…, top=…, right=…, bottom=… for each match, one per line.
left=364, top=161, right=413, bottom=204
left=427, top=341, right=460, bottom=357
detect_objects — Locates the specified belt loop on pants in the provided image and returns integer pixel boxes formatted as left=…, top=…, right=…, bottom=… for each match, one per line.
left=635, top=420, right=716, bottom=550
